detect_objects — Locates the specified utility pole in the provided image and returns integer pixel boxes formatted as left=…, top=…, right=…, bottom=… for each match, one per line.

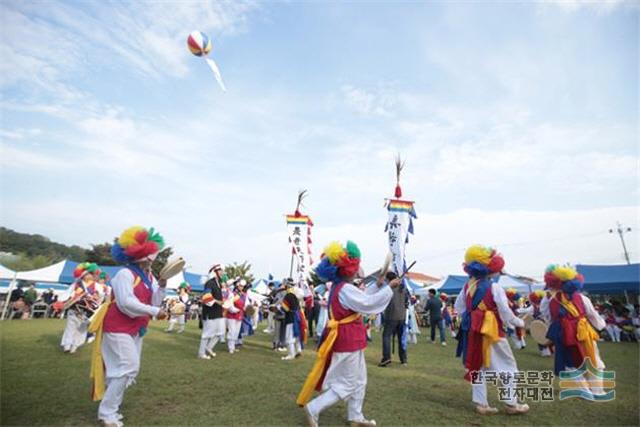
left=609, top=222, right=632, bottom=265
left=609, top=222, right=633, bottom=304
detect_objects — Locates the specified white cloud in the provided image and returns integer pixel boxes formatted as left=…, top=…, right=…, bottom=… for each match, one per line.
left=540, top=0, right=631, bottom=14
left=340, top=84, right=396, bottom=117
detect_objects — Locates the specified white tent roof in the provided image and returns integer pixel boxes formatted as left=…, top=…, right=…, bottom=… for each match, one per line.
left=167, top=272, right=186, bottom=290
left=0, top=264, right=16, bottom=280
left=498, top=275, right=544, bottom=294
left=253, top=282, right=270, bottom=296
left=15, top=260, right=67, bottom=283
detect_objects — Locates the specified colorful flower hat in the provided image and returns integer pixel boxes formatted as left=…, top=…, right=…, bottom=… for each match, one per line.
left=528, top=290, right=546, bottom=305
left=315, top=241, right=361, bottom=282
left=505, top=287, right=521, bottom=302
left=179, top=281, right=192, bottom=292
left=73, top=262, right=99, bottom=279
left=544, top=264, right=584, bottom=294
left=463, top=245, right=505, bottom=278
left=111, top=226, right=165, bottom=264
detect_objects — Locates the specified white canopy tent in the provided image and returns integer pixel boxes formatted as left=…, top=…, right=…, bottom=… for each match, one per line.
left=15, top=260, right=68, bottom=283
left=0, top=264, right=16, bottom=280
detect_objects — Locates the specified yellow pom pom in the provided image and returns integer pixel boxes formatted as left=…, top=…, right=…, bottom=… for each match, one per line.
left=534, top=290, right=546, bottom=298
left=553, top=265, right=577, bottom=282
left=464, top=244, right=492, bottom=266
left=119, top=226, right=144, bottom=248
left=324, top=241, right=346, bottom=264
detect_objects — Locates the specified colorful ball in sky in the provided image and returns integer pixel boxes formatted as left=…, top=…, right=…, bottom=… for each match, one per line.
left=187, top=31, right=212, bottom=57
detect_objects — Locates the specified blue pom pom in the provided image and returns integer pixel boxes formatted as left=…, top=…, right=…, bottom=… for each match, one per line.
left=562, top=279, right=583, bottom=295
left=111, top=243, right=133, bottom=264
left=315, top=257, right=338, bottom=282
left=464, top=261, right=490, bottom=278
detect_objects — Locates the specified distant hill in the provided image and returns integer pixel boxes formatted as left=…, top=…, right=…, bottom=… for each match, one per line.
left=0, top=227, right=88, bottom=270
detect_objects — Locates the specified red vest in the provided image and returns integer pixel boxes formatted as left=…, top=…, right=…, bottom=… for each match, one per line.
left=331, top=282, right=367, bottom=353
left=464, top=282, right=505, bottom=338
left=224, top=292, right=246, bottom=321
left=549, top=291, right=586, bottom=349
left=103, top=270, right=153, bottom=336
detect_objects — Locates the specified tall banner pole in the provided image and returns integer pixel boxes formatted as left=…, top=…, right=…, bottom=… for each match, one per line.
left=286, top=190, right=314, bottom=282
left=384, top=155, right=417, bottom=351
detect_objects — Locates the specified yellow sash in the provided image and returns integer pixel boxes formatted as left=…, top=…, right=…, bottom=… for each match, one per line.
left=467, top=280, right=501, bottom=368
left=296, top=307, right=361, bottom=406
left=88, top=276, right=141, bottom=401
left=558, top=293, right=599, bottom=366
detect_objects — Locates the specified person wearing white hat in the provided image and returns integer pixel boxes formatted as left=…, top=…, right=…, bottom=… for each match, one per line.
left=224, top=279, right=246, bottom=354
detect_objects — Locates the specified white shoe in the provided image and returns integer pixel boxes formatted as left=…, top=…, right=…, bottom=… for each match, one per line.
left=350, top=419, right=376, bottom=427
left=441, top=342, right=447, bottom=346
left=98, top=418, right=124, bottom=427
left=198, top=355, right=211, bottom=360
left=303, top=405, right=318, bottom=427
left=207, top=349, right=217, bottom=358
left=281, top=354, right=295, bottom=361
left=475, top=405, right=498, bottom=415
left=87, top=336, right=95, bottom=344
left=69, top=346, right=77, bottom=354
left=177, top=329, right=184, bottom=334
left=505, top=403, right=530, bottom=415
left=277, top=347, right=288, bottom=352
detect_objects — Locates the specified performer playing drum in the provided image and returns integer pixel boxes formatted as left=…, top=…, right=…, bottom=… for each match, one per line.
left=519, top=290, right=552, bottom=357
left=198, top=264, right=226, bottom=359
left=61, top=262, right=100, bottom=354
left=88, top=226, right=168, bottom=427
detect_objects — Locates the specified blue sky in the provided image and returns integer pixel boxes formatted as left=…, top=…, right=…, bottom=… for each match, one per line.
left=1, top=0, right=638, bottom=278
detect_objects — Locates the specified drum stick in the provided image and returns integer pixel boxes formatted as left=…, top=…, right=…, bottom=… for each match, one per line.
left=399, top=261, right=417, bottom=279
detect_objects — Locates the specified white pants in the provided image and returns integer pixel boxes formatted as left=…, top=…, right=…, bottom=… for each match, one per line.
left=284, top=323, right=302, bottom=357
left=98, top=333, right=143, bottom=423
left=199, top=318, right=225, bottom=357
left=306, top=350, right=367, bottom=422
left=226, top=318, right=242, bottom=352
left=265, top=311, right=275, bottom=332
left=166, top=314, right=185, bottom=332
left=471, top=339, right=519, bottom=407
left=60, top=311, right=87, bottom=351
left=508, top=332, right=526, bottom=349
left=606, top=325, right=621, bottom=342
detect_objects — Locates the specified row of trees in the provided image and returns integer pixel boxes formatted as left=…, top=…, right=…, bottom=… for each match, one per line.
left=0, top=227, right=255, bottom=284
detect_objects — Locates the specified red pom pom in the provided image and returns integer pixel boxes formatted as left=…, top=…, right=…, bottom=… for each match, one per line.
left=394, top=185, right=402, bottom=198
left=134, top=229, right=149, bottom=244
left=488, top=255, right=505, bottom=273
left=544, top=272, right=562, bottom=289
left=294, top=210, right=301, bottom=217
left=528, top=292, right=542, bottom=304
left=336, top=255, right=360, bottom=279
left=73, top=267, right=83, bottom=278
left=125, top=241, right=159, bottom=260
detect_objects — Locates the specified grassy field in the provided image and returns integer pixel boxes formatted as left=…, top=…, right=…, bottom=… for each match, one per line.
left=1, top=319, right=638, bottom=426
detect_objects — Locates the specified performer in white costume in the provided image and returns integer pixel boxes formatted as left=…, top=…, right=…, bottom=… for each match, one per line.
left=61, top=262, right=100, bottom=353
left=88, top=226, right=168, bottom=427
left=455, top=245, right=529, bottom=415
left=298, top=241, right=400, bottom=427
left=198, top=264, right=226, bottom=359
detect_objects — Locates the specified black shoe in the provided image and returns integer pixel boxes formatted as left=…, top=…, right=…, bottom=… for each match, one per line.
left=378, top=359, right=391, bottom=367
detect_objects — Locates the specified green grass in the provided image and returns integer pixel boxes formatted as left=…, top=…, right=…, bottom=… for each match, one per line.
left=1, top=320, right=638, bottom=426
